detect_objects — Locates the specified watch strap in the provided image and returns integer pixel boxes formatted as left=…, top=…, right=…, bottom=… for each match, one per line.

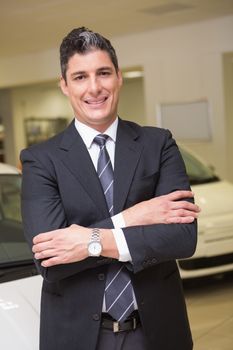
left=91, top=228, right=101, bottom=242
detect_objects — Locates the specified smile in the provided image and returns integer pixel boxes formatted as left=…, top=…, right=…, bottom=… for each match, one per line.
left=85, top=97, right=108, bottom=105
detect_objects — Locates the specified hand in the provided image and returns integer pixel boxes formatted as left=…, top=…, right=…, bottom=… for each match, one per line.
left=122, top=190, right=200, bottom=226
left=32, top=224, right=119, bottom=267
left=32, top=224, right=90, bottom=267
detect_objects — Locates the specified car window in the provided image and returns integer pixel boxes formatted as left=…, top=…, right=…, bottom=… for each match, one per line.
left=180, top=148, right=219, bottom=185
left=0, top=174, right=36, bottom=282
left=0, top=174, right=21, bottom=222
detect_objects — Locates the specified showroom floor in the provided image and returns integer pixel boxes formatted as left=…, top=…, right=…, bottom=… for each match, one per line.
left=184, top=272, right=233, bottom=350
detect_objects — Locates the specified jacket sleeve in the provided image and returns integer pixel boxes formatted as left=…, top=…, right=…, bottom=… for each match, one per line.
left=123, top=130, right=197, bottom=273
left=21, top=148, right=114, bottom=283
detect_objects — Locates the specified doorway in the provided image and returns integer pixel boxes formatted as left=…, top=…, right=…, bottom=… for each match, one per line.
left=118, top=67, right=146, bottom=125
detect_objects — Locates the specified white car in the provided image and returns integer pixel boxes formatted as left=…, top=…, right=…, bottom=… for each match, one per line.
left=0, top=163, right=41, bottom=349
left=0, top=149, right=233, bottom=347
left=178, top=148, right=233, bottom=278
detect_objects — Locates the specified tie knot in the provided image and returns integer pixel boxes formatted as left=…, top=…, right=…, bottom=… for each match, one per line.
left=93, top=134, right=109, bottom=147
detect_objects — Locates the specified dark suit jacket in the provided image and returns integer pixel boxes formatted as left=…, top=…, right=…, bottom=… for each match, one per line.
left=21, top=119, right=197, bottom=350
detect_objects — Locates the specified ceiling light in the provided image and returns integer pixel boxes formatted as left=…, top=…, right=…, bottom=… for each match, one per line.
left=123, top=71, right=144, bottom=79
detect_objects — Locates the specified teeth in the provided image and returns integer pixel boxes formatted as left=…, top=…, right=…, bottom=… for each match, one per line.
left=86, top=97, right=107, bottom=104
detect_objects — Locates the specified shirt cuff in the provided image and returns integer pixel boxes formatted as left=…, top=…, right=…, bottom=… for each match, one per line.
left=112, top=228, right=132, bottom=262
left=111, top=213, right=126, bottom=228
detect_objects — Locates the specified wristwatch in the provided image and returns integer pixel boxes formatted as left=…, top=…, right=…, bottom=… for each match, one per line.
left=87, top=228, right=102, bottom=257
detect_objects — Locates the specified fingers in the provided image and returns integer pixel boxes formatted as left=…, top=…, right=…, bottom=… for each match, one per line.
left=32, top=230, right=64, bottom=261
left=165, top=202, right=200, bottom=224
left=34, top=250, right=69, bottom=266
left=32, top=241, right=54, bottom=253
left=152, top=191, right=200, bottom=225
left=166, top=216, right=196, bottom=224
left=33, top=225, right=80, bottom=245
left=34, top=248, right=57, bottom=260
left=170, top=200, right=201, bottom=213
left=41, top=257, right=61, bottom=267
left=166, top=190, right=194, bottom=201
left=170, top=208, right=199, bottom=219
left=33, top=231, right=55, bottom=244
left=31, top=225, right=89, bottom=267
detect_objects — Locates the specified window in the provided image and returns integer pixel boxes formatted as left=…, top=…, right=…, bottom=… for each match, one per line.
left=0, top=174, right=34, bottom=271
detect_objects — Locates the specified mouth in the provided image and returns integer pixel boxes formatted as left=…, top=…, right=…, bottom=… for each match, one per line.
left=84, top=96, right=108, bottom=106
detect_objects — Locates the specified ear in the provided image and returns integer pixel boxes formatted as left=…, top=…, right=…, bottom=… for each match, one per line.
left=60, top=76, right=69, bottom=97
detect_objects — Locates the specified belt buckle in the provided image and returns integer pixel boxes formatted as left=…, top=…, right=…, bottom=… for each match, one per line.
left=113, top=321, right=120, bottom=333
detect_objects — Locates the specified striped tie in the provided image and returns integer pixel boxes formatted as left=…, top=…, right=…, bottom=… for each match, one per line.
left=94, top=134, right=114, bottom=216
left=94, top=134, right=134, bottom=322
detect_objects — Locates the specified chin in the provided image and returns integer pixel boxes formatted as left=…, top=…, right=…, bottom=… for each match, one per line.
left=90, top=113, right=115, bottom=124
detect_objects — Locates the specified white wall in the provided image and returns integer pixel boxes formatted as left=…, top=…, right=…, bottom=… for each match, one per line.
left=112, top=16, right=233, bottom=180
left=1, top=16, right=232, bottom=179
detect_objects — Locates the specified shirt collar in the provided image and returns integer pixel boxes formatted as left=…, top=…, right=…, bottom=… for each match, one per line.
left=74, top=117, right=118, bottom=149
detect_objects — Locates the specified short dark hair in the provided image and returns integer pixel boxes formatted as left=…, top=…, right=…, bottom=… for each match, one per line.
left=60, top=27, right=119, bottom=80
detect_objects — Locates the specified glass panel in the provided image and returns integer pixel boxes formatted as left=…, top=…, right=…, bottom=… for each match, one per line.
left=0, top=174, right=33, bottom=266
left=180, top=148, right=218, bottom=185
left=0, top=174, right=21, bottom=222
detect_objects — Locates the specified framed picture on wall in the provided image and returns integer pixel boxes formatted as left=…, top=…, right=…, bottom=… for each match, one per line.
left=156, top=100, right=212, bottom=141
left=24, top=117, right=68, bottom=146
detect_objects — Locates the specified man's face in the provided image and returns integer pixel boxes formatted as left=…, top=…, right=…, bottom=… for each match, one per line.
left=60, top=49, right=123, bottom=132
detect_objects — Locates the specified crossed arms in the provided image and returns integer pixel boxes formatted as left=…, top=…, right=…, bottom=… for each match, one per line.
left=32, top=190, right=200, bottom=268
left=21, top=129, right=199, bottom=281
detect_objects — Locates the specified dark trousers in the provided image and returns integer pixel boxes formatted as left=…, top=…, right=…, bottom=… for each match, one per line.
left=96, top=327, right=147, bottom=350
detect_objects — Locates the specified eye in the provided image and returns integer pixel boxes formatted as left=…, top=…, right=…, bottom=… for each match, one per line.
left=99, top=70, right=111, bottom=76
left=74, top=74, right=86, bottom=81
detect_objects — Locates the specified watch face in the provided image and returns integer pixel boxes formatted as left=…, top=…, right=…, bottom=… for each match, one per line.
left=88, top=241, right=102, bottom=256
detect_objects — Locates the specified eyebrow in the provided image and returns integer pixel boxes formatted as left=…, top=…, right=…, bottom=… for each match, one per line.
left=70, top=66, right=114, bottom=77
left=70, top=71, right=86, bottom=77
left=97, top=66, right=113, bottom=71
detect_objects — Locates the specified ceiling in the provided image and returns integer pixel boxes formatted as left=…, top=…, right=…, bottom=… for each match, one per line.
left=1, top=0, right=233, bottom=58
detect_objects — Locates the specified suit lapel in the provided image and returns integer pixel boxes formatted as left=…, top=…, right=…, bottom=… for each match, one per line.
left=57, top=120, right=143, bottom=217
left=114, top=120, right=143, bottom=214
left=58, top=122, right=109, bottom=217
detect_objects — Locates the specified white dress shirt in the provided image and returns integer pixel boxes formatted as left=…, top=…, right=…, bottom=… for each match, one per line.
left=75, top=117, right=138, bottom=312
left=74, top=117, right=132, bottom=262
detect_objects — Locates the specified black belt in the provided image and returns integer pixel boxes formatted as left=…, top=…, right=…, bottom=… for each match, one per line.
left=101, top=311, right=141, bottom=333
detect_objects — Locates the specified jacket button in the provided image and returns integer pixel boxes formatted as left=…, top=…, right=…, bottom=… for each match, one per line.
left=98, top=273, right=105, bottom=281
left=92, top=314, right=100, bottom=321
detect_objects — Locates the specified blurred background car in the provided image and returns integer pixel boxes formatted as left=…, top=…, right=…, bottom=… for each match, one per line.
left=0, top=146, right=233, bottom=347
left=179, top=147, right=233, bottom=278
left=0, top=162, right=41, bottom=350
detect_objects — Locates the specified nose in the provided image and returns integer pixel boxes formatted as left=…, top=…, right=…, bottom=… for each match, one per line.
left=88, top=76, right=101, bottom=95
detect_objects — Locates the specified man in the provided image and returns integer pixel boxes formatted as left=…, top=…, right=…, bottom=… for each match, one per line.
left=21, top=27, right=199, bottom=350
